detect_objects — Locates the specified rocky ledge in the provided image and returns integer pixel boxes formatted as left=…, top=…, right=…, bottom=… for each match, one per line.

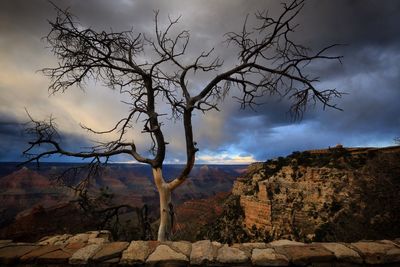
left=0, top=231, right=400, bottom=266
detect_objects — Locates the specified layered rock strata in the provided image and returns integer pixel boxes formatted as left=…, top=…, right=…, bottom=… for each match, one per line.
left=231, top=147, right=400, bottom=242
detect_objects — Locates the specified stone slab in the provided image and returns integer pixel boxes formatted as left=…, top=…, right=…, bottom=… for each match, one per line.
left=190, top=240, right=216, bottom=265
left=67, top=233, right=90, bottom=244
left=320, top=243, right=362, bottom=264
left=0, top=245, right=38, bottom=264
left=65, top=241, right=87, bottom=250
left=276, top=244, right=335, bottom=266
left=20, top=245, right=61, bottom=262
left=171, top=241, right=192, bottom=257
left=88, top=237, right=108, bottom=245
left=146, top=244, right=188, bottom=264
left=69, top=243, right=102, bottom=264
left=270, top=240, right=305, bottom=247
left=53, top=235, right=74, bottom=246
left=92, top=241, right=129, bottom=262
left=380, top=240, right=400, bottom=248
left=232, top=242, right=269, bottom=257
left=241, top=242, right=269, bottom=249
left=351, top=241, right=400, bottom=264
left=0, top=240, right=13, bottom=249
left=148, top=240, right=161, bottom=254
left=39, top=234, right=71, bottom=245
left=252, top=248, right=289, bottom=266
left=216, top=245, right=248, bottom=264
left=211, top=241, right=223, bottom=249
left=36, top=242, right=83, bottom=263
left=37, top=249, right=73, bottom=264
left=120, top=240, right=150, bottom=264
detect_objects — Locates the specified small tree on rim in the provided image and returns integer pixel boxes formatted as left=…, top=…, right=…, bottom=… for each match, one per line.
left=23, top=0, right=342, bottom=241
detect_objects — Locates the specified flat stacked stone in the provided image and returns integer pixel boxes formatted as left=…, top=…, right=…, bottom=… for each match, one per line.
left=120, top=240, right=152, bottom=264
left=37, top=241, right=87, bottom=264
left=0, top=243, right=39, bottom=265
left=67, top=233, right=90, bottom=244
left=190, top=240, right=220, bottom=265
left=170, top=241, right=192, bottom=257
left=269, top=239, right=305, bottom=247
left=38, top=234, right=72, bottom=245
left=69, top=243, right=103, bottom=264
left=91, top=241, right=129, bottom=263
left=0, top=240, right=12, bottom=249
left=320, top=242, right=363, bottom=264
left=252, top=248, right=289, bottom=266
left=232, top=242, right=269, bottom=259
left=350, top=240, right=400, bottom=265
left=20, top=244, right=63, bottom=263
left=274, top=243, right=335, bottom=266
left=146, top=244, right=188, bottom=266
left=1, top=232, right=400, bottom=266
left=216, top=244, right=249, bottom=264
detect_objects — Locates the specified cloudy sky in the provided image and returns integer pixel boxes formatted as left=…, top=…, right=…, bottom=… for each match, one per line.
left=0, top=0, right=399, bottom=164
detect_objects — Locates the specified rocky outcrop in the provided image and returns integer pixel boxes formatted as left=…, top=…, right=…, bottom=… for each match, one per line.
left=226, top=146, right=400, bottom=242
left=1, top=231, right=400, bottom=266
left=240, top=196, right=271, bottom=228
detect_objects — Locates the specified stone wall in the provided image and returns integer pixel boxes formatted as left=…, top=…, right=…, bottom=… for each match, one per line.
left=0, top=231, right=400, bottom=266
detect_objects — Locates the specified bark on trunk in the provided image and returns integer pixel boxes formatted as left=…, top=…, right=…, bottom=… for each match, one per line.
left=152, top=167, right=172, bottom=241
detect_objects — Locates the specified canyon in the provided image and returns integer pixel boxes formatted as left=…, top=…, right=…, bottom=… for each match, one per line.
left=1, top=145, right=400, bottom=244
left=0, top=163, right=244, bottom=241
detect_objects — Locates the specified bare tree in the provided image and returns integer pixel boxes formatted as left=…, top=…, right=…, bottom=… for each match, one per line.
left=23, top=0, right=342, bottom=241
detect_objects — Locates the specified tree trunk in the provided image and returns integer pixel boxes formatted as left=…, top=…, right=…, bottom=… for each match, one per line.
left=152, top=167, right=173, bottom=241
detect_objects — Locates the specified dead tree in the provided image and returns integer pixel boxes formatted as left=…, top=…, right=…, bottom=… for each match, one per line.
left=23, top=0, right=342, bottom=241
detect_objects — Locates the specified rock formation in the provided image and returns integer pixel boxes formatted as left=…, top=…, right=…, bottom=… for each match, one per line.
left=201, top=146, right=400, bottom=243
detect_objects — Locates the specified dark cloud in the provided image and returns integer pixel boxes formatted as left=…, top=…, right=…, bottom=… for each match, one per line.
left=0, top=0, right=399, bottom=163
left=0, top=113, right=95, bottom=162
left=0, top=114, right=26, bottom=161
left=298, top=0, right=400, bottom=47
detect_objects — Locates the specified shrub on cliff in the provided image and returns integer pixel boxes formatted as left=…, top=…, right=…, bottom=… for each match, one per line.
left=196, top=195, right=250, bottom=244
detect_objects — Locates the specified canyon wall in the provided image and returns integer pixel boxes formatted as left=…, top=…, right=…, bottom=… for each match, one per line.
left=229, top=146, right=400, bottom=242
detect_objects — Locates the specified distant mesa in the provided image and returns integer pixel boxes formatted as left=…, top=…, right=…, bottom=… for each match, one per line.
left=0, top=164, right=241, bottom=242
left=0, top=167, right=52, bottom=193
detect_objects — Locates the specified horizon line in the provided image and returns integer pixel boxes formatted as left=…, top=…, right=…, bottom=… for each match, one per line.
left=0, top=161, right=253, bottom=166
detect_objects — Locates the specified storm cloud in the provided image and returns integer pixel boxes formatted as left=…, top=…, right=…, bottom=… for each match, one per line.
left=0, top=0, right=399, bottom=163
